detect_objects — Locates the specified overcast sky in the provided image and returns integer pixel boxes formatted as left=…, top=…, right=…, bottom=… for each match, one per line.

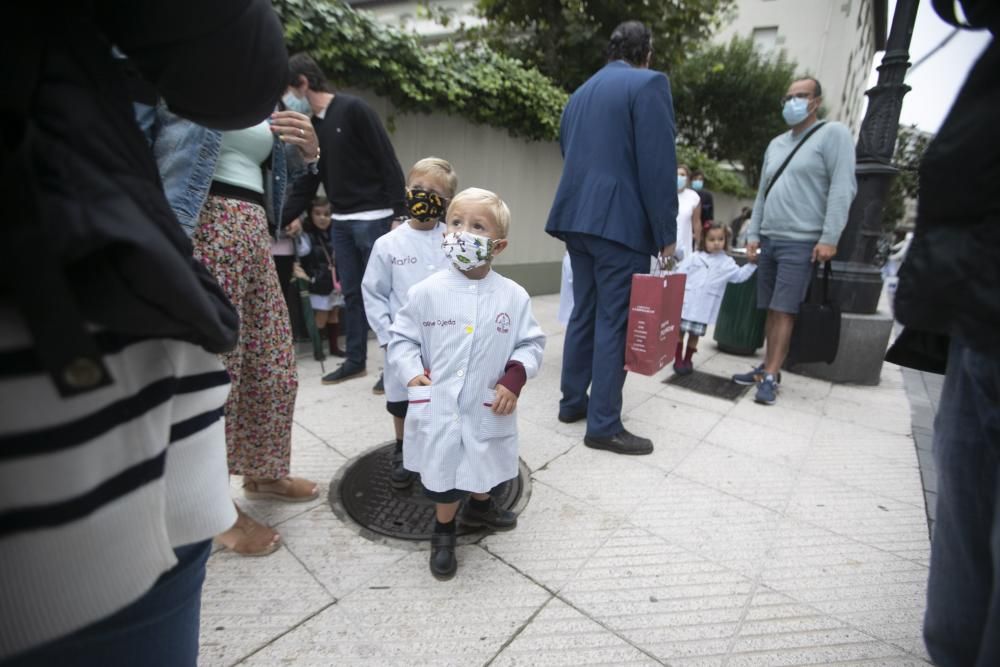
left=864, top=0, right=992, bottom=132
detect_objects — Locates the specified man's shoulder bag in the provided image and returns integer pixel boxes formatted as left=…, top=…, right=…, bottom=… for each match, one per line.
left=764, top=121, right=827, bottom=200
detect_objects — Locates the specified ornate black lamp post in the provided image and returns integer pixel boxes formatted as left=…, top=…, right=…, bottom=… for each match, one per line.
left=830, top=0, right=919, bottom=313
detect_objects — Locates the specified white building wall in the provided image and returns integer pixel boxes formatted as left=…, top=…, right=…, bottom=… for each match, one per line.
left=350, top=0, right=484, bottom=38
left=714, top=0, right=880, bottom=133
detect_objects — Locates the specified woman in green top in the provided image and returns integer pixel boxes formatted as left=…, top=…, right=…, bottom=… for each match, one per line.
left=193, top=110, right=321, bottom=556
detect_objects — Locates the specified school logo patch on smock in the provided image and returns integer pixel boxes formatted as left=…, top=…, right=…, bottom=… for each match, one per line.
left=495, top=313, right=511, bottom=334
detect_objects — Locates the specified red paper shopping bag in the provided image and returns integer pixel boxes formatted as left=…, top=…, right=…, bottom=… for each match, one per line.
left=624, top=272, right=686, bottom=375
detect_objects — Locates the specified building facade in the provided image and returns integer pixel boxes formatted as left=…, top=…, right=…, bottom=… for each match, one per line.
left=714, top=0, right=887, bottom=133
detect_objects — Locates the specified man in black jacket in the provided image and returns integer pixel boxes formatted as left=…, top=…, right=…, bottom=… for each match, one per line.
left=893, top=1, right=1000, bottom=663
left=282, top=54, right=407, bottom=386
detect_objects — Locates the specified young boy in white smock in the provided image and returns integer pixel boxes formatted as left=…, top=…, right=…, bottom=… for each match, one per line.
left=362, top=157, right=458, bottom=489
left=673, top=222, right=757, bottom=375
left=388, top=188, right=545, bottom=580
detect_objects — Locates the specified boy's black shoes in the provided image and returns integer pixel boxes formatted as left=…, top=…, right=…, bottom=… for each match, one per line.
left=389, top=448, right=416, bottom=490
left=429, top=533, right=457, bottom=580
left=321, top=363, right=366, bottom=385
left=461, top=498, right=518, bottom=531
left=584, top=429, right=654, bottom=455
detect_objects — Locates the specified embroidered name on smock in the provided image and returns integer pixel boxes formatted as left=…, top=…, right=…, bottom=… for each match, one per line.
left=422, top=319, right=457, bottom=327
left=390, top=255, right=419, bottom=265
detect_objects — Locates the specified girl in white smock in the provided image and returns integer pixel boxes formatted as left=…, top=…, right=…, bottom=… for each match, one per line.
left=673, top=223, right=756, bottom=375
left=388, top=188, right=545, bottom=581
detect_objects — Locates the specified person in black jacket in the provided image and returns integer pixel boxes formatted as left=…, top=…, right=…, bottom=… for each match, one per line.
left=0, top=1, right=287, bottom=664
left=892, top=1, right=1000, bottom=663
left=282, top=53, right=407, bottom=387
left=294, top=196, right=346, bottom=357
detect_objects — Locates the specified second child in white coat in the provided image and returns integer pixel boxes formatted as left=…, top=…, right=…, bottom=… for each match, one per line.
left=362, top=157, right=459, bottom=489
left=674, top=223, right=757, bottom=374
left=388, top=188, right=545, bottom=581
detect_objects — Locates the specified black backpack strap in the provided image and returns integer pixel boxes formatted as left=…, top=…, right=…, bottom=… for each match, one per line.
left=764, top=121, right=827, bottom=201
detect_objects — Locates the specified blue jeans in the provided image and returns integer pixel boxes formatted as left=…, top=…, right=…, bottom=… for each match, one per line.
left=2, top=540, right=212, bottom=667
left=924, top=338, right=1000, bottom=666
left=330, top=216, right=392, bottom=367
left=560, top=233, right=650, bottom=437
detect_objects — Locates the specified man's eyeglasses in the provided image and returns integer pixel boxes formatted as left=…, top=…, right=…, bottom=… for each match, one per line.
left=780, top=92, right=812, bottom=105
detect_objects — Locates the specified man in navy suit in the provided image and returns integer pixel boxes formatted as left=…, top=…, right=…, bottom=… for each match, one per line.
left=546, top=21, right=678, bottom=455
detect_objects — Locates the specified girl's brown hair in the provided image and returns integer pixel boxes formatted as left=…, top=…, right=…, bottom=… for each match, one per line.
left=303, top=196, right=330, bottom=233
left=698, top=221, right=731, bottom=252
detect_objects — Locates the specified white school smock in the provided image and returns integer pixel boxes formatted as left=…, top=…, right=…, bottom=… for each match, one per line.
left=361, top=221, right=448, bottom=403
left=387, top=266, right=546, bottom=493
left=677, top=251, right=757, bottom=326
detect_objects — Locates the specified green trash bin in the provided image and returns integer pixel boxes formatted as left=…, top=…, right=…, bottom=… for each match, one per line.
left=713, top=255, right=766, bottom=355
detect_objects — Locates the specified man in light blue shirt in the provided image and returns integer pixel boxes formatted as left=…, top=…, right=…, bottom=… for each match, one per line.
left=732, top=77, right=857, bottom=405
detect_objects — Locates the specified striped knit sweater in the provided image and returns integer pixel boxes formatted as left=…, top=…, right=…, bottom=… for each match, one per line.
left=0, top=308, right=236, bottom=659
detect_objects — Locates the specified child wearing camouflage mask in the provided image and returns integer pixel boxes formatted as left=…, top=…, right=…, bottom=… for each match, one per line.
left=362, top=157, right=458, bottom=489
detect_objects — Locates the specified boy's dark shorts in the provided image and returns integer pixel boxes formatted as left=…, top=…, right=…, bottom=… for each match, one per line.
left=386, top=400, right=408, bottom=419
left=423, top=488, right=469, bottom=503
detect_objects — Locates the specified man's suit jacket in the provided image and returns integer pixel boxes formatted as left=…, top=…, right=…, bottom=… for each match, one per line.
left=545, top=60, right=678, bottom=256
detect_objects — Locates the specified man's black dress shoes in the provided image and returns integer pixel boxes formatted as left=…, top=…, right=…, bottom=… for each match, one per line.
left=583, top=429, right=654, bottom=455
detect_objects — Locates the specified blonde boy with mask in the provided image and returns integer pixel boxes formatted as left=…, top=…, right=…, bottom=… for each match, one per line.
left=388, top=187, right=546, bottom=580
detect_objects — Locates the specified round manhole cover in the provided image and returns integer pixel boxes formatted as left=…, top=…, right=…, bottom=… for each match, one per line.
left=337, top=441, right=529, bottom=540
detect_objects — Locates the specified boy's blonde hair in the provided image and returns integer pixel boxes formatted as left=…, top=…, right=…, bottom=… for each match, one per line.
left=408, top=157, right=459, bottom=199
left=447, top=187, right=511, bottom=239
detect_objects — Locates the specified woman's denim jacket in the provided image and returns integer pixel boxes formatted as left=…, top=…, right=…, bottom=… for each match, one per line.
left=135, top=101, right=291, bottom=237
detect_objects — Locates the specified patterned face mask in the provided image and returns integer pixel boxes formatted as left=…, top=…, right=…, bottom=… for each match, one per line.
left=441, top=231, right=495, bottom=271
left=406, top=188, right=446, bottom=222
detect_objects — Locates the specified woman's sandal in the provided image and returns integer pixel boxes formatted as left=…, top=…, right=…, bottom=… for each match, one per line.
left=215, top=507, right=281, bottom=557
left=242, top=476, right=319, bottom=503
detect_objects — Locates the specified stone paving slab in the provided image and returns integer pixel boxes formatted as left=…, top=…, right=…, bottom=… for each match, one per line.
left=240, top=548, right=551, bottom=666
left=199, top=293, right=932, bottom=666
left=479, top=481, right=621, bottom=591
left=490, top=598, right=661, bottom=666
left=200, top=548, right=335, bottom=666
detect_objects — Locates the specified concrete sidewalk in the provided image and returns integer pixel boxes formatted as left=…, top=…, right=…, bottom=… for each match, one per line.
left=200, top=294, right=932, bottom=666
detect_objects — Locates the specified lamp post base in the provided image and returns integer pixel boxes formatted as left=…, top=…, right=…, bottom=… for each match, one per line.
left=784, top=309, right=895, bottom=385
left=827, top=261, right=885, bottom=315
